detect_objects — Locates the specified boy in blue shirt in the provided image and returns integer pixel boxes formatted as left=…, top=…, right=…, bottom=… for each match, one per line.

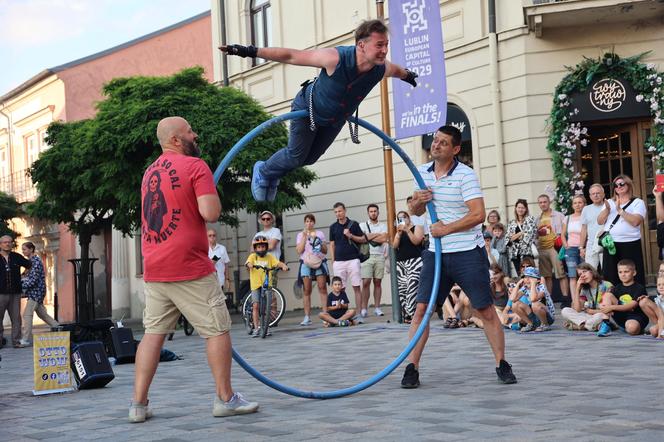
left=511, top=267, right=555, bottom=332
left=319, top=277, right=356, bottom=327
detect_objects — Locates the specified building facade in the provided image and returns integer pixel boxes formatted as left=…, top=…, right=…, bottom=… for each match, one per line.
left=1, top=12, right=214, bottom=326
left=197, top=0, right=664, bottom=316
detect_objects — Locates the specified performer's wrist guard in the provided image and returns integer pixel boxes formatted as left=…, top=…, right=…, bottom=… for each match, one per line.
left=402, top=69, right=418, bottom=87
left=226, top=44, right=259, bottom=58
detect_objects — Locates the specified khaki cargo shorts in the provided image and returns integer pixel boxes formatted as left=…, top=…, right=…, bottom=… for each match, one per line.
left=361, top=254, right=385, bottom=280
left=537, top=247, right=565, bottom=279
left=143, top=273, right=231, bottom=338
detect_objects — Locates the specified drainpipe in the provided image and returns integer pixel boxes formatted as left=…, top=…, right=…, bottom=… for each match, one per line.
left=220, top=0, right=229, bottom=87
left=0, top=107, right=14, bottom=194
left=488, top=0, right=507, bottom=220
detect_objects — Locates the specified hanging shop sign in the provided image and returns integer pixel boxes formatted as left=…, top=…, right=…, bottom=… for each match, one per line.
left=569, top=77, right=650, bottom=122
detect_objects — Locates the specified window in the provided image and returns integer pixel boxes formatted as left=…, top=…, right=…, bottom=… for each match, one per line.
left=26, top=133, right=39, bottom=165
left=0, top=145, right=8, bottom=191
left=250, top=0, right=272, bottom=66
left=39, top=128, right=49, bottom=150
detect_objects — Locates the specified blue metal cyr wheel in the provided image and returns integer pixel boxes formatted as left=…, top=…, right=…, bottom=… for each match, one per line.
left=213, top=110, right=442, bottom=399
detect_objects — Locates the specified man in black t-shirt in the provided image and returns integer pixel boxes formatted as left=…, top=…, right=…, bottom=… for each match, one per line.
left=329, top=202, right=366, bottom=320
left=0, top=235, right=31, bottom=348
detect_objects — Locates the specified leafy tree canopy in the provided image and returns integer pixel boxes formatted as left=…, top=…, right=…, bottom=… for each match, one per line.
left=0, top=191, right=20, bottom=237
left=28, top=67, right=315, bottom=245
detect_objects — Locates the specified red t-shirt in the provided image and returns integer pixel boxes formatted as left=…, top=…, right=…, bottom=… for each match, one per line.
left=141, top=152, right=217, bottom=282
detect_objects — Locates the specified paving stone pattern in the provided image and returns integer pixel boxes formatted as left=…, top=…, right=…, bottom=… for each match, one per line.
left=1, top=308, right=662, bottom=441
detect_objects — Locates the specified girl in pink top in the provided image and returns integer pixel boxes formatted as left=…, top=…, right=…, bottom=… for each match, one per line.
left=295, top=213, right=328, bottom=325
left=562, top=195, right=586, bottom=297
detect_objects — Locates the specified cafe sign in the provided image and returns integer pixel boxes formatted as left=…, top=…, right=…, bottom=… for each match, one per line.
left=570, top=76, right=650, bottom=122
left=590, top=78, right=626, bottom=112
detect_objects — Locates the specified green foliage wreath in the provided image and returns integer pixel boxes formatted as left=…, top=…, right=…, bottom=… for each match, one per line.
left=546, top=52, right=664, bottom=211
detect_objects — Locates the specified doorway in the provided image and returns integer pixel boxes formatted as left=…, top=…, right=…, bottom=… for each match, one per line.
left=577, top=120, right=657, bottom=284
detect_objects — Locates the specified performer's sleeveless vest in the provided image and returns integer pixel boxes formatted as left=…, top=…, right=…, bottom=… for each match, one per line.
left=306, top=46, right=385, bottom=127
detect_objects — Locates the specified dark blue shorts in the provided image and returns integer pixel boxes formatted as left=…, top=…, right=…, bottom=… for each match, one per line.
left=416, top=247, right=493, bottom=310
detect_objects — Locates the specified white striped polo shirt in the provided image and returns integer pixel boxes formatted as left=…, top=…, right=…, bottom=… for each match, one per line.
left=415, top=159, right=485, bottom=253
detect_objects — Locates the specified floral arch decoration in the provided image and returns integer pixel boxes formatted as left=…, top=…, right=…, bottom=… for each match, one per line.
left=546, top=52, right=664, bottom=211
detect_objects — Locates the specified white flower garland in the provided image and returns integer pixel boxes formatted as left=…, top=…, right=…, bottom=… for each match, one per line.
left=554, top=93, right=587, bottom=207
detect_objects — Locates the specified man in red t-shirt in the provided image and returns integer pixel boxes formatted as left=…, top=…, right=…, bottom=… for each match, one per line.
left=130, top=117, right=258, bottom=423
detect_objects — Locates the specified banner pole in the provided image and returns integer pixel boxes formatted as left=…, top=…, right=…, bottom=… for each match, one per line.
left=376, top=0, right=401, bottom=324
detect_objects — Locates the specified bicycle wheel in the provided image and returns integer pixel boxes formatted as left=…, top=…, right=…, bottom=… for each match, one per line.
left=260, top=289, right=270, bottom=338
left=242, top=294, right=253, bottom=335
left=268, top=287, right=286, bottom=327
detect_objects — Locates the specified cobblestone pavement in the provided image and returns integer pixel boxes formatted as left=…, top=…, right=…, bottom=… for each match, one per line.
left=1, top=307, right=663, bottom=441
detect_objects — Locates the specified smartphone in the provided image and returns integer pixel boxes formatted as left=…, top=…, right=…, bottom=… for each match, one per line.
left=656, top=173, right=664, bottom=192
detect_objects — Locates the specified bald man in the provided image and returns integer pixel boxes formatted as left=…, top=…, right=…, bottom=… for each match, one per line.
left=131, top=116, right=258, bottom=423
left=0, top=235, right=31, bottom=349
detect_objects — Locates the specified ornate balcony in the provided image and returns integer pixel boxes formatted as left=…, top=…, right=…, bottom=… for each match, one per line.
left=523, top=0, right=664, bottom=37
left=0, top=168, right=37, bottom=203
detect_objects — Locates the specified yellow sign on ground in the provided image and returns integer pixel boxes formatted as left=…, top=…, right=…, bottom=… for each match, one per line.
left=33, top=331, right=74, bottom=395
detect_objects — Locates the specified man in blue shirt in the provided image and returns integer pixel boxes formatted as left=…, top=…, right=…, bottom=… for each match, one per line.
left=401, top=126, right=517, bottom=388
left=221, top=19, right=417, bottom=202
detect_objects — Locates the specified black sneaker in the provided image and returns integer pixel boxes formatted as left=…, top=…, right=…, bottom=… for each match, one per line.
left=496, top=359, right=517, bottom=384
left=401, top=363, right=420, bottom=388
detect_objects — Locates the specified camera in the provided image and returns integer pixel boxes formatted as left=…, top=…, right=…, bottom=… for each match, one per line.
left=398, top=217, right=406, bottom=226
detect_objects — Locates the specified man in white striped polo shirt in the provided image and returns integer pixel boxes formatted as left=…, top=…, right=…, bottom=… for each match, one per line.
left=401, top=125, right=517, bottom=388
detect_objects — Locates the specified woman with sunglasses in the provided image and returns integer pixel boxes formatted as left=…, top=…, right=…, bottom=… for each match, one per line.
left=505, top=199, right=537, bottom=277
left=597, top=175, right=647, bottom=286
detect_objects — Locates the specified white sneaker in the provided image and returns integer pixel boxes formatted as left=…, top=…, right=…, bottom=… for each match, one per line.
left=300, top=316, right=312, bottom=326
left=128, top=401, right=153, bottom=423
left=213, top=392, right=259, bottom=417
left=374, top=308, right=384, bottom=317
left=19, top=339, right=31, bottom=346
left=356, top=315, right=364, bottom=324
left=360, top=309, right=368, bottom=318
left=252, top=328, right=260, bottom=337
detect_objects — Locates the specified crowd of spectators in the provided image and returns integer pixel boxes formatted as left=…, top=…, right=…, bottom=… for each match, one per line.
left=205, top=174, right=664, bottom=341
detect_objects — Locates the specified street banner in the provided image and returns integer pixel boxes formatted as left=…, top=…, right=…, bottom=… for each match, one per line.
left=33, top=331, right=74, bottom=395
left=389, top=0, right=447, bottom=140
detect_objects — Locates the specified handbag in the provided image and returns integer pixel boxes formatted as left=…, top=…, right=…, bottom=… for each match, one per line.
left=557, top=246, right=566, bottom=261
left=349, top=221, right=370, bottom=262
left=597, top=198, right=635, bottom=248
left=302, top=251, right=322, bottom=269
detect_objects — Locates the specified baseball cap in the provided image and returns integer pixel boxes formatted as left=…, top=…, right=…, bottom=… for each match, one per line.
left=523, top=266, right=540, bottom=279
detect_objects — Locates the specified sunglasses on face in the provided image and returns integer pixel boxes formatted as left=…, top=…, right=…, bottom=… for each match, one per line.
left=614, top=181, right=627, bottom=188
left=261, top=217, right=272, bottom=221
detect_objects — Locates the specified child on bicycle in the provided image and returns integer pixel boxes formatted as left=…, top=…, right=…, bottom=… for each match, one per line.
left=246, top=235, right=289, bottom=337
left=318, top=276, right=356, bottom=327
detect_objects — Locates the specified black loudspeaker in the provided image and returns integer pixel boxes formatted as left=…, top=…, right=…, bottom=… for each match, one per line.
left=110, top=328, right=136, bottom=364
left=71, top=341, right=115, bottom=389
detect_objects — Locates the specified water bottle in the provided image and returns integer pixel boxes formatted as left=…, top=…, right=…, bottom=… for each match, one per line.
left=108, top=357, right=116, bottom=366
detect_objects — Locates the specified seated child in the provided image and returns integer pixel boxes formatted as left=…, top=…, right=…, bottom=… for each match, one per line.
left=319, top=276, right=356, bottom=327
left=561, top=263, right=614, bottom=332
left=245, top=235, right=289, bottom=337
left=512, top=266, right=555, bottom=332
left=648, top=276, right=664, bottom=339
left=603, top=259, right=650, bottom=336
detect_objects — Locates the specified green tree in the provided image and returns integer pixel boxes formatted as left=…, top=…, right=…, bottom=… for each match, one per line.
left=0, top=191, right=20, bottom=237
left=28, top=68, right=316, bottom=318
left=29, top=66, right=315, bottom=247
